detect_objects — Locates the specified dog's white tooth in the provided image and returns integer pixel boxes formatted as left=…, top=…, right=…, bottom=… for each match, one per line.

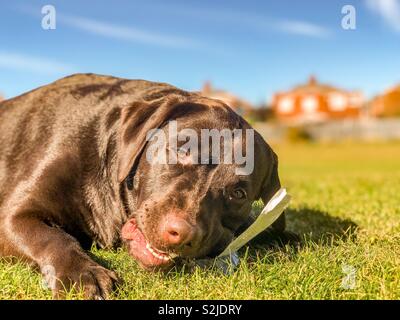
left=145, top=241, right=171, bottom=261
left=146, top=243, right=156, bottom=255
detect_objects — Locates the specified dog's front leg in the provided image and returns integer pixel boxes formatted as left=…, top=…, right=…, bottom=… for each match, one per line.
left=5, top=210, right=117, bottom=299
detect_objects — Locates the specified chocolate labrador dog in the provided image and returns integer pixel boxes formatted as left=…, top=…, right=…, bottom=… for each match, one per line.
left=0, top=74, right=292, bottom=299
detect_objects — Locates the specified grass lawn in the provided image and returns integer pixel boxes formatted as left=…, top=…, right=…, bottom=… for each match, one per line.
left=1, top=141, right=399, bottom=299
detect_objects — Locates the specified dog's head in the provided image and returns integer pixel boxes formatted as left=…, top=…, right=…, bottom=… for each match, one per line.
left=118, top=96, right=280, bottom=270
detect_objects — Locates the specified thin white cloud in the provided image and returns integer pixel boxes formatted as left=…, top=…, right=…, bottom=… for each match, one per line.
left=59, top=15, right=205, bottom=49
left=16, top=5, right=205, bottom=50
left=0, top=51, right=77, bottom=75
left=220, top=12, right=331, bottom=38
left=274, top=20, right=331, bottom=38
left=127, top=3, right=332, bottom=38
left=366, top=0, right=400, bottom=32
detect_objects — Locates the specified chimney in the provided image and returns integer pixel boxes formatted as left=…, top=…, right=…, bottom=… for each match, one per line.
left=308, top=75, right=317, bottom=85
left=202, top=81, right=212, bottom=94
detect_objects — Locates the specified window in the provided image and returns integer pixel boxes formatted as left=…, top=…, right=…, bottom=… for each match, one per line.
left=302, top=96, right=318, bottom=113
left=278, top=97, right=294, bottom=113
left=349, top=93, right=363, bottom=107
left=329, top=93, right=347, bottom=111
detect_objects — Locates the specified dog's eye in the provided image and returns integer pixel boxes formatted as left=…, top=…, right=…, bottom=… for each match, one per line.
left=230, top=188, right=247, bottom=200
left=177, top=147, right=190, bottom=157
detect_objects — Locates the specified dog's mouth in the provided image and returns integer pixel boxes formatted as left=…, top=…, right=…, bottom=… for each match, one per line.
left=121, top=218, right=177, bottom=269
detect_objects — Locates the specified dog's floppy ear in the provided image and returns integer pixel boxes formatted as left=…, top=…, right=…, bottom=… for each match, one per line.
left=254, top=131, right=281, bottom=204
left=117, top=100, right=207, bottom=183
left=262, top=150, right=286, bottom=232
left=260, top=150, right=281, bottom=205
left=255, top=132, right=286, bottom=232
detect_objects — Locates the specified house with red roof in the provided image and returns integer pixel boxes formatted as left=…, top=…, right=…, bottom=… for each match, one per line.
left=200, top=81, right=253, bottom=117
left=370, top=84, right=400, bottom=118
left=272, top=76, right=364, bottom=123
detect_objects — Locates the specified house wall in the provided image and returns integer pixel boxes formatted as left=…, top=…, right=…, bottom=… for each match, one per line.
left=370, top=88, right=400, bottom=117
left=272, top=91, right=362, bottom=122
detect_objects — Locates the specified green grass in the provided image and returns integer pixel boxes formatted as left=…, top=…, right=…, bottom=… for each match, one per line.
left=1, top=141, right=400, bottom=299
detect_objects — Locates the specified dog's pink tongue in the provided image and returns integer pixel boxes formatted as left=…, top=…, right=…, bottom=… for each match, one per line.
left=123, top=220, right=171, bottom=268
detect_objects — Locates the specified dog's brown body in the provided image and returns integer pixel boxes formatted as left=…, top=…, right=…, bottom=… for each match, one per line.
left=0, top=74, right=288, bottom=298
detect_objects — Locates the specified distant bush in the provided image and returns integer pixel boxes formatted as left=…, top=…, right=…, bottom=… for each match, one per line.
left=285, top=126, right=313, bottom=142
left=245, top=106, right=275, bottom=123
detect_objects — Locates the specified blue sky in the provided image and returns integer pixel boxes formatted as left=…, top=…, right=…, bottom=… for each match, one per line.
left=1, top=0, right=400, bottom=105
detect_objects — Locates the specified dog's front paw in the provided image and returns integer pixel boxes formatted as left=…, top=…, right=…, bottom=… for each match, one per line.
left=43, top=259, right=118, bottom=300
